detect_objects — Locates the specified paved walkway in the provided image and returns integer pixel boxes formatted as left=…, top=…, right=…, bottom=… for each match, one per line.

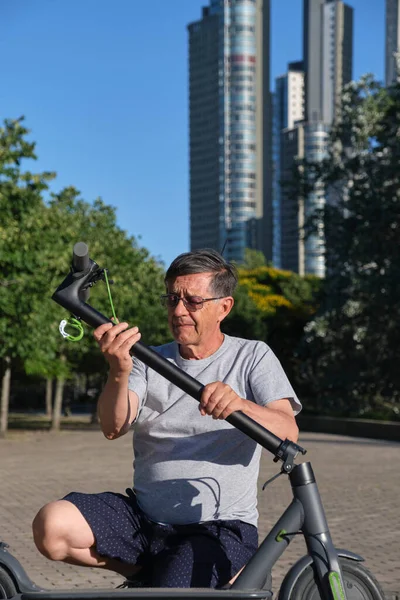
left=0, top=429, right=399, bottom=597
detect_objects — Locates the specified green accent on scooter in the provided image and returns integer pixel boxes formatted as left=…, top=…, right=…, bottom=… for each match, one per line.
left=275, top=529, right=287, bottom=542
left=329, top=571, right=346, bottom=600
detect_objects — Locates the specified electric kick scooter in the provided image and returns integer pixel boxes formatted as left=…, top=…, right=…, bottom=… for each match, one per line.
left=0, top=243, right=386, bottom=600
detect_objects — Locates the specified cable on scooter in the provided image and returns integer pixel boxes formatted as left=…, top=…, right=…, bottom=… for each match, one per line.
left=58, top=267, right=118, bottom=341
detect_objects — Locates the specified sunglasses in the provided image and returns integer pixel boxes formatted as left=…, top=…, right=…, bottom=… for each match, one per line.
left=160, top=293, right=225, bottom=312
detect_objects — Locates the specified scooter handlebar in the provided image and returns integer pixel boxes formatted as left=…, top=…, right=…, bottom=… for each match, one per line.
left=72, top=242, right=90, bottom=272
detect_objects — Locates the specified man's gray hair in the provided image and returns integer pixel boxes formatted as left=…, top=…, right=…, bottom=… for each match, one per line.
left=165, top=249, right=238, bottom=297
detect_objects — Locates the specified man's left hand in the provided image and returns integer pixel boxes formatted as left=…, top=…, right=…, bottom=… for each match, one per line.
left=199, top=382, right=245, bottom=420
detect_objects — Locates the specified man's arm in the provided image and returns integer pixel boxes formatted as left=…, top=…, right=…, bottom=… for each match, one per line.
left=97, top=382, right=139, bottom=440
left=199, top=382, right=299, bottom=442
left=238, top=397, right=298, bottom=442
left=94, top=321, right=142, bottom=440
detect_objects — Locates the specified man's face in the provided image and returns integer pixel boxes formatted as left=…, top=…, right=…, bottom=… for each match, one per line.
left=166, top=272, right=225, bottom=348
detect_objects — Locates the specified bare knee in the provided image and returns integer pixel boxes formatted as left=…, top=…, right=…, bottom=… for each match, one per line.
left=32, top=501, right=72, bottom=561
left=32, top=500, right=94, bottom=561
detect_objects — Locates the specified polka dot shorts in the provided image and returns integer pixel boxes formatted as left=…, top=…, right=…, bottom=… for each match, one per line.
left=63, top=489, right=258, bottom=588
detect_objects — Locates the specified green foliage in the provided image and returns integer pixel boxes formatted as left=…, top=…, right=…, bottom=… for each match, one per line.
left=293, top=75, right=400, bottom=419
left=224, top=264, right=321, bottom=384
left=236, top=266, right=319, bottom=318
left=0, top=117, right=170, bottom=418
left=25, top=187, right=171, bottom=383
left=222, top=285, right=267, bottom=341
left=241, top=248, right=269, bottom=269
left=0, top=117, right=56, bottom=364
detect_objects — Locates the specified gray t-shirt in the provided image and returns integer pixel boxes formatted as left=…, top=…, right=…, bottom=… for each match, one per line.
left=128, top=334, right=301, bottom=527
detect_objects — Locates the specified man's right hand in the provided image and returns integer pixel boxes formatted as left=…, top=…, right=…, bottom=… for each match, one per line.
left=93, top=322, right=141, bottom=375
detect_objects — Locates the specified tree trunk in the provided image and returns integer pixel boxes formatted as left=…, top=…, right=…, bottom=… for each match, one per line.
left=0, top=357, right=11, bottom=438
left=45, top=378, right=53, bottom=417
left=90, top=406, right=99, bottom=425
left=51, top=357, right=65, bottom=432
left=51, top=376, right=64, bottom=431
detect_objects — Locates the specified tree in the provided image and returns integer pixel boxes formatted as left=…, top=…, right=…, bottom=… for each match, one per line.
left=0, top=117, right=55, bottom=436
left=224, top=265, right=321, bottom=385
left=0, top=119, right=170, bottom=434
left=241, top=248, right=269, bottom=269
left=223, top=285, right=267, bottom=341
left=23, top=186, right=170, bottom=429
left=295, top=75, right=400, bottom=419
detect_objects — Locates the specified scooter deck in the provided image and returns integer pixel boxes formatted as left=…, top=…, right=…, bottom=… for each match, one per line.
left=18, top=588, right=271, bottom=599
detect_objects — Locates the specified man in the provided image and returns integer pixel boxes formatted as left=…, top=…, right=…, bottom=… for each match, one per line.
left=32, top=249, right=301, bottom=588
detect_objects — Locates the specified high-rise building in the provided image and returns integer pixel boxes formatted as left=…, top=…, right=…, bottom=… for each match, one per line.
left=280, top=121, right=329, bottom=277
left=280, top=124, right=305, bottom=274
left=279, top=0, right=353, bottom=277
left=302, top=122, right=330, bottom=276
left=272, top=62, right=305, bottom=267
left=303, top=0, right=325, bottom=124
left=386, top=0, right=400, bottom=85
left=304, top=0, right=353, bottom=124
left=187, top=0, right=272, bottom=264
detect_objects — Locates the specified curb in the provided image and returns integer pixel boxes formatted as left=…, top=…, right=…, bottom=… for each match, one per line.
left=297, top=415, right=400, bottom=443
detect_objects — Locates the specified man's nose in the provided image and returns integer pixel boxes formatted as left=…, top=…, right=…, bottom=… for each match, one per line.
left=173, top=297, right=189, bottom=315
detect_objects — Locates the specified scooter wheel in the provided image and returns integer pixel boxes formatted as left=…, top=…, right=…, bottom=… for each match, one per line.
left=289, top=558, right=385, bottom=600
left=0, top=566, right=17, bottom=599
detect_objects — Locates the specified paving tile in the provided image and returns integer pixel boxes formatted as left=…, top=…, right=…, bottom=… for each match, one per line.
left=0, top=429, right=398, bottom=596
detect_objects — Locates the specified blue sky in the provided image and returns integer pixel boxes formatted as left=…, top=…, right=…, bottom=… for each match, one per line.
left=2, top=0, right=385, bottom=268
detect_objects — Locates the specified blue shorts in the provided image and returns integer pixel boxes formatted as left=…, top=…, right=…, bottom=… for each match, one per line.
left=64, top=489, right=258, bottom=588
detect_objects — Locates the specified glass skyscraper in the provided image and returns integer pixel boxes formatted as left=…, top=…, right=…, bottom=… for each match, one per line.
left=386, top=0, right=400, bottom=85
left=272, top=62, right=304, bottom=268
left=278, top=0, right=353, bottom=277
left=188, top=0, right=272, bottom=264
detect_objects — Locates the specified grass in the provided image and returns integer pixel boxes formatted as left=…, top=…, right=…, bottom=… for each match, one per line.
left=7, top=412, right=99, bottom=431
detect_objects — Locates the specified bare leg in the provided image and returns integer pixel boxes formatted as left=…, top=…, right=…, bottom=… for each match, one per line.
left=229, top=566, right=244, bottom=585
left=32, top=500, right=139, bottom=578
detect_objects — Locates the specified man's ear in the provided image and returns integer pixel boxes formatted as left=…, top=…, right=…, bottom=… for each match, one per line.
left=218, top=296, right=234, bottom=323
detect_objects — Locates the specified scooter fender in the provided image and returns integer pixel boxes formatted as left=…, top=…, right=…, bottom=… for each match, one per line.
left=0, top=542, right=44, bottom=593
left=278, top=548, right=364, bottom=600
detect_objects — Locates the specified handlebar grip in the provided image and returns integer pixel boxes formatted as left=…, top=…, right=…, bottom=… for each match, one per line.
left=73, top=242, right=90, bottom=272
left=72, top=242, right=90, bottom=301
